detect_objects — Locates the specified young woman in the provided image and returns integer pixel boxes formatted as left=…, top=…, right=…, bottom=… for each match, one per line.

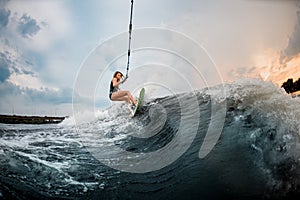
left=109, top=71, right=137, bottom=106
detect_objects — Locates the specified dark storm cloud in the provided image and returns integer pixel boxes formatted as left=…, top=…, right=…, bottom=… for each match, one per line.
left=0, top=8, right=10, bottom=29
left=0, top=41, right=35, bottom=79
left=0, top=52, right=12, bottom=82
left=0, top=81, right=20, bottom=98
left=17, top=14, right=41, bottom=38
left=0, top=81, right=72, bottom=105
left=283, top=7, right=300, bottom=58
left=27, top=87, right=73, bottom=104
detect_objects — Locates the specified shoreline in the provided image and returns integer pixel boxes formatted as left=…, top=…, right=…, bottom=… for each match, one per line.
left=0, top=114, right=66, bottom=124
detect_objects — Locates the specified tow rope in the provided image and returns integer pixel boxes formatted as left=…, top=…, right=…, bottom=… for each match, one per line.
left=126, top=0, right=134, bottom=78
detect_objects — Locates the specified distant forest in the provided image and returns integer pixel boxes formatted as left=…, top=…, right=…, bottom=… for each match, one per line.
left=281, top=78, right=300, bottom=94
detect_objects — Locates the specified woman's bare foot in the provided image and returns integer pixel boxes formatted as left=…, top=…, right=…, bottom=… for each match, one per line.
left=133, top=99, right=137, bottom=106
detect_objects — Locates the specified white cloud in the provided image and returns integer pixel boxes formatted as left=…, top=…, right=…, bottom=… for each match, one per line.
left=162, top=0, right=298, bottom=83
left=0, top=1, right=76, bottom=89
left=1, top=0, right=300, bottom=115
left=8, top=73, right=59, bottom=92
left=0, top=35, right=59, bottom=91
left=6, top=0, right=73, bottom=51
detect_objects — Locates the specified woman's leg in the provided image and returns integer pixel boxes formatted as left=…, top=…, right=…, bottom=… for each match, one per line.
left=111, top=90, right=137, bottom=105
left=125, top=91, right=137, bottom=105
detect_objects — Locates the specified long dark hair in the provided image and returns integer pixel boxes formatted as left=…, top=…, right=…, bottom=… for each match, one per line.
left=113, top=71, right=123, bottom=78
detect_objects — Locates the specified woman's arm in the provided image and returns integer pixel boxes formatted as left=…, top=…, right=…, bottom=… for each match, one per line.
left=112, top=77, right=126, bottom=87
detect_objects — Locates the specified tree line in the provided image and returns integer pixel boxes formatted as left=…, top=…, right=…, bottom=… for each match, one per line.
left=281, top=78, right=300, bottom=94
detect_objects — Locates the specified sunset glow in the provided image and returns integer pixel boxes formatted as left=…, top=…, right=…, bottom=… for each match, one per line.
left=253, top=52, right=300, bottom=87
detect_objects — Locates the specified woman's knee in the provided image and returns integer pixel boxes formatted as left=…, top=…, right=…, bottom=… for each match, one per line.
left=123, top=90, right=131, bottom=96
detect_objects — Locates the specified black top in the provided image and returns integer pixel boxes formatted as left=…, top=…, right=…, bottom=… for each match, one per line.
left=109, top=81, right=118, bottom=99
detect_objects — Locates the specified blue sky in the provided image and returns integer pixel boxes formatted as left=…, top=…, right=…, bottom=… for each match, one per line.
left=0, top=0, right=299, bottom=116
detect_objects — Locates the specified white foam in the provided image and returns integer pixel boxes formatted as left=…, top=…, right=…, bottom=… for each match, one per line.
left=225, top=78, right=300, bottom=135
left=15, top=150, right=70, bottom=170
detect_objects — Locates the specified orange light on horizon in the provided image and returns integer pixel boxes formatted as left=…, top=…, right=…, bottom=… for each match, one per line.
left=252, top=51, right=300, bottom=87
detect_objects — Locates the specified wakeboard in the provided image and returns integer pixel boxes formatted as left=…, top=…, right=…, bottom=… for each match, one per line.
left=132, top=88, right=145, bottom=117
